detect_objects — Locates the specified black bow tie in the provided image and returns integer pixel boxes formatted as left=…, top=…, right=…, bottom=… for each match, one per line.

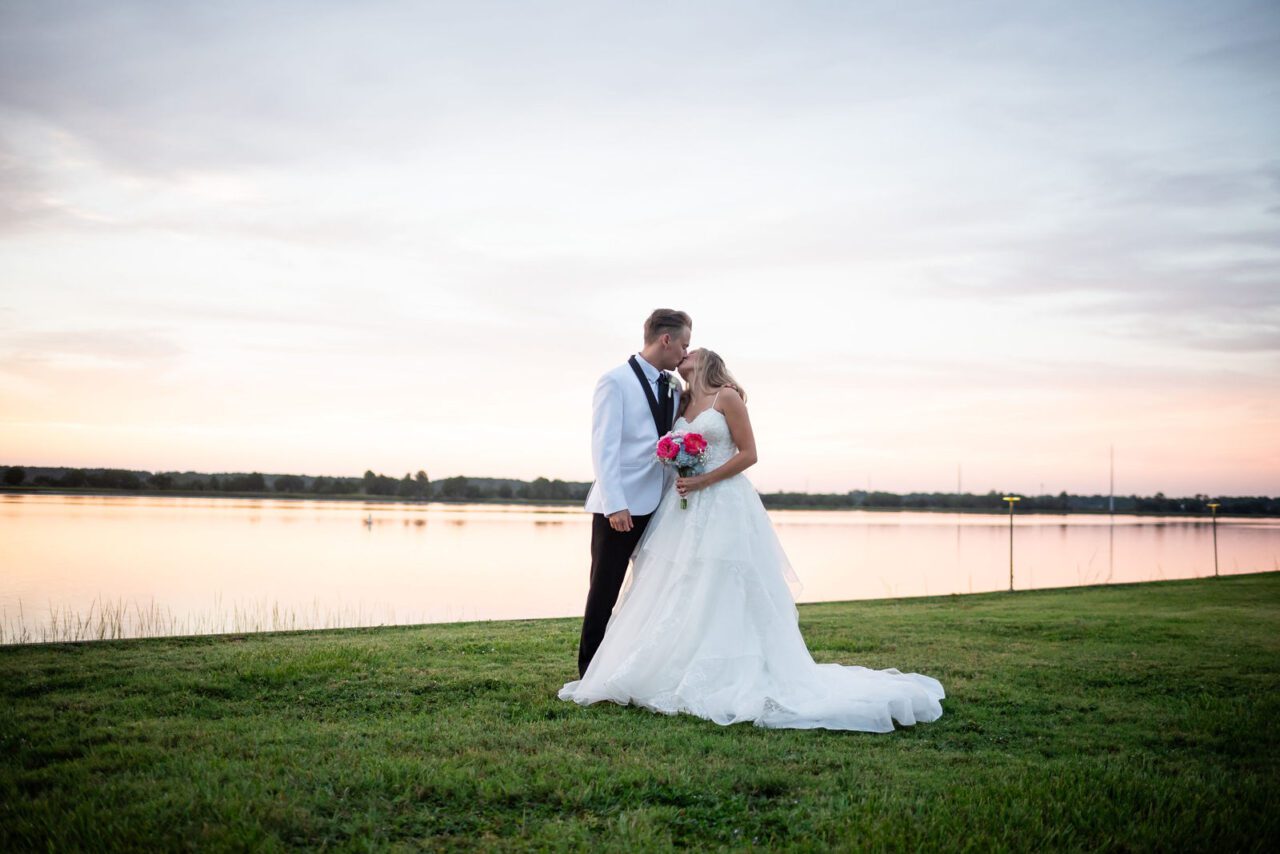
left=656, top=372, right=667, bottom=386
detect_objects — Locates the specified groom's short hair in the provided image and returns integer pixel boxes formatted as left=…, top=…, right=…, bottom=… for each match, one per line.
left=643, top=309, right=692, bottom=344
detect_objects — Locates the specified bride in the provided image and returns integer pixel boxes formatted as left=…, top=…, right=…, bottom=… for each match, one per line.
left=559, top=349, right=945, bottom=731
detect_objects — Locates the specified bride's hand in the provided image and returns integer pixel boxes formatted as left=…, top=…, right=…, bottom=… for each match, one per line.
left=676, top=475, right=710, bottom=497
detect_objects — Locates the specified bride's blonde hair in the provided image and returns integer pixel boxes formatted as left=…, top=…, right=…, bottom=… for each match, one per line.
left=680, top=348, right=747, bottom=416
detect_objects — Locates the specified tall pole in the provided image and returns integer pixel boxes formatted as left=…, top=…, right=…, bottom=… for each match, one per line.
left=1208, top=503, right=1220, bottom=577
left=1003, top=496, right=1021, bottom=591
left=1009, top=503, right=1014, bottom=589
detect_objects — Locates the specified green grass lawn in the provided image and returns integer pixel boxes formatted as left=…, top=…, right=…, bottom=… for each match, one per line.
left=2, top=574, right=1277, bottom=851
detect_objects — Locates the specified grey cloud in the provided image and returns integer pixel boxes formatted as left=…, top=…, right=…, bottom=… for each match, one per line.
left=3, top=0, right=1267, bottom=181
left=3, top=0, right=1277, bottom=358
left=1, top=2, right=448, bottom=176
left=1185, top=34, right=1280, bottom=75
left=903, top=148, right=1280, bottom=352
left=1173, top=328, right=1280, bottom=353
left=0, top=136, right=81, bottom=232
left=1106, top=312, right=1280, bottom=354
left=942, top=240, right=1280, bottom=352
left=1096, top=164, right=1274, bottom=211
left=0, top=1, right=787, bottom=177
left=0, top=127, right=400, bottom=245
left=1077, top=151, right=1280, bottom=212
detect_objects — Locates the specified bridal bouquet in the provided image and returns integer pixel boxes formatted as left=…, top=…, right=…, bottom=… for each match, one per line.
left=656, top=431, right=708, bottom=510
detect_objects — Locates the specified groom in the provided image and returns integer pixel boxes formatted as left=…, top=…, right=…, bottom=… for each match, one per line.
left=577, top=309, right=692, bottom=677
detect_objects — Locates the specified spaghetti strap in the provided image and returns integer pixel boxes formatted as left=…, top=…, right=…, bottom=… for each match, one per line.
left=711, top=387, right=723, bottom=410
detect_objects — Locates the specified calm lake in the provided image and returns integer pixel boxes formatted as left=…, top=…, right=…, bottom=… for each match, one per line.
left=2, top=493, right=1277, bottom=643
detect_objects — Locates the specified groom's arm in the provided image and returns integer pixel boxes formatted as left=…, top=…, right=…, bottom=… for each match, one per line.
left=591, top=373, right=628, bottom=519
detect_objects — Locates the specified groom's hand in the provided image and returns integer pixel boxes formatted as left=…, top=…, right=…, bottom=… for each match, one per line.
left=607, top=509, right=634, bottom=532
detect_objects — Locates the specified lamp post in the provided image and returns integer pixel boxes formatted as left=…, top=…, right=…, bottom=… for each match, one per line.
left=1208, top=502, right=1220, bottom=578
left=1003, top=496, right=1021, bottom=591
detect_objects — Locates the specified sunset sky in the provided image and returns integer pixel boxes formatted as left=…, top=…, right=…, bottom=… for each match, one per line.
left=1, top=1, right=1277, bottom=496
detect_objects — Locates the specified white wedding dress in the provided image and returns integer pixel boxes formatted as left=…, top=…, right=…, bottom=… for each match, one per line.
left=559, top=404, right=945, bottom=731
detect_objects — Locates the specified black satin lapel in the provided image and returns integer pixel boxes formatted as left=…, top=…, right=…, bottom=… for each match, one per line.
left=627, top=356, right=665, bottom=436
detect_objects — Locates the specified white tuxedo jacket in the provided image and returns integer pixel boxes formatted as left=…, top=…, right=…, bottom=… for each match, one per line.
left=584, top=358, right=680, bottom=517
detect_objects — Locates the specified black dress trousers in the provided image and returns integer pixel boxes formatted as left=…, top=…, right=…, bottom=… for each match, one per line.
left=577, top=510, right=653, bottom=677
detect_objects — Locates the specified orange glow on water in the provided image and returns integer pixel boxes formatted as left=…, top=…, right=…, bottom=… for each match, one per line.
left=3, top=495, right=1276, bottom=643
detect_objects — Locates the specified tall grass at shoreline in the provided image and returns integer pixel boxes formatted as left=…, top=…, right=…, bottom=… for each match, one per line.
left=5, top=566, right=1276, bottom=646
left=1, top=574, right=1276, bottom=850
left=0, top=596, right=403, bottom=646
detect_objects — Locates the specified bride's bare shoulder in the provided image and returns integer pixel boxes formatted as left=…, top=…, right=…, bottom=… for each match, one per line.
left=714, top=386, right=745, bottom=410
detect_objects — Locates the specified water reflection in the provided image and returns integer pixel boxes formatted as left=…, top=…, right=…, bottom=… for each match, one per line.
left=1, top=494, right=1277, bottom=643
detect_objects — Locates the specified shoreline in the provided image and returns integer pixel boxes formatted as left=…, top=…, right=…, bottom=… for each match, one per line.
left=2, top=485, right=1272, bottom=519
left=3, top=571, right=1274, bottom=649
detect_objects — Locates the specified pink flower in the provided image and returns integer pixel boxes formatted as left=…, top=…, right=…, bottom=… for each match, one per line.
left=683, top=433, right=708, bottom=455
left=656, top=435, right=680, bottom=460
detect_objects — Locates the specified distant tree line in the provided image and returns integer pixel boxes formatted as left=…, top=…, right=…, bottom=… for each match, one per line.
left=0, top=466, right=590, bottom=503
left=2, top=465, right=1275, bottom=514
left=758, top=489, right=1280, bottom=516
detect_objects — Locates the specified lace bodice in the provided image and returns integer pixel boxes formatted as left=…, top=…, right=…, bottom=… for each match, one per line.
left=674, top=407, right=737, bottom=473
